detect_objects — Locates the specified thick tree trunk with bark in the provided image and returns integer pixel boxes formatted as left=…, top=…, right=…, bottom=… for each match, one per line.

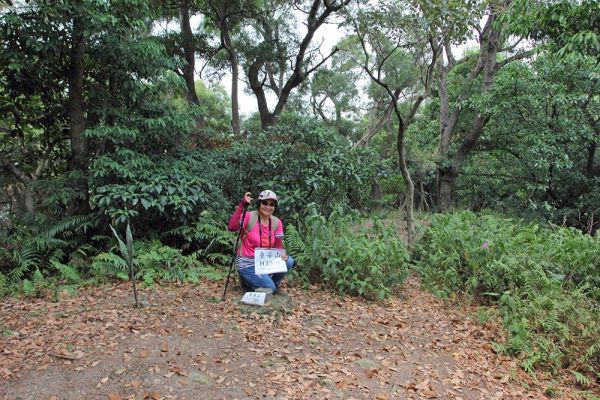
left=179, top=2, right=207, bottom=130
left=436, top=10, right=502, bottom=209
left=0, top=153, right=48, bottom=219
left=180, top=2, right=199, bottom=106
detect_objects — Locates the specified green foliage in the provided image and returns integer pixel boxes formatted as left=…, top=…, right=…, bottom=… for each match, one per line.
left=452, top=55, right=600, bottom=231
left=228, top=114, right=378, bottom=223
left=50, top=260, right=81, bottom=284
left=415, top=211, right=600, bottom=378
left=0, top=214, right=96, bottom=284
left=505, top=0, right=599, bottom=60
left=90, top=239, right=222, bottom=286
left=91, top=148, right=226, bottom=227
left=163, top=210, right=234, bottom=266
left=288, top=207, right=410, bottom=300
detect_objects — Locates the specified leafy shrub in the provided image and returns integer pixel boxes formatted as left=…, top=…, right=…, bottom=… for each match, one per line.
left=414, top=210, right=600, bottom=378
left=163, top=210, right=234, bottom=266
left=90, top=149, right=225, bottom=229
left=0, top=215, right=97, bottom=287
left=91, top=239, right=224, bottom=286
left=286, top=207, right=410, bottom=299
left=225, top=114, right=379, bottom=223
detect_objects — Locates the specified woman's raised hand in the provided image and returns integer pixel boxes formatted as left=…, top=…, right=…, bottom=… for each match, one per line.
left=243, top=192, right=253, bottom=205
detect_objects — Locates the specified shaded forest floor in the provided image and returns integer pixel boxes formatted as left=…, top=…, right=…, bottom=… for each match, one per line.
left=0, top=277, right=597, bottom=400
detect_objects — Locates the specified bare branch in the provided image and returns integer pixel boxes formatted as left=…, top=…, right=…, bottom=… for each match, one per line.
left=306, top=46, right=340, bottom=75
left=499, top=36, right=524, bottom=52
left=494, top=48, right=535, bottom=71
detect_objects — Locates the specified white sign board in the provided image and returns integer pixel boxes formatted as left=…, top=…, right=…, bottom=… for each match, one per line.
left=254, top=248, right=287, bottom=275
left=241, top=291, right=268, bottom=306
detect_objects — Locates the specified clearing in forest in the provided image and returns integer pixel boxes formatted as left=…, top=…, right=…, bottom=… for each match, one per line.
left=0, top=277, right=595, bottom=399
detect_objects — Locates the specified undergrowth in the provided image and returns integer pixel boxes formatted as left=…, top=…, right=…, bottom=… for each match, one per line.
left=414, top=210, right=600, bottom=382
left=285, top=207, right=410, bottom=300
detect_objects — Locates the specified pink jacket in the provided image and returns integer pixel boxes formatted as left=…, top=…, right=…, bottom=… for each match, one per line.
left=228, top=202, right=284, bottom=258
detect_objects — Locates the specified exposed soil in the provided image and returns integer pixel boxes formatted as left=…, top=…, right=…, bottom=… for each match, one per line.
left=0, top=277, right=595, bottom=400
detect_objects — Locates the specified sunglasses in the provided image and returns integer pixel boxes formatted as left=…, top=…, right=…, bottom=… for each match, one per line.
left=260, top=200, right=276, bottom=207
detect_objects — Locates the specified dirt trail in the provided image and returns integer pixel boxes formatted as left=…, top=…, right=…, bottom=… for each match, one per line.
left=0, top=278, right=588, bottom=399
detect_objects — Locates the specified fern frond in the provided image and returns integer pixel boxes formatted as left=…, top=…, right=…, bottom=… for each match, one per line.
left=91, top=252, right=128, bottom=277
left=9, top=246, right=40, bottom=280
left=570, top=370, right=591, bottom=386
left=50, top=260, right=81, bottom=283
left=32, top=268, right=45, bottom=285
left=27, top=237, right=67, bottom=252
left=284, top=223, right=306, bottom=259
left=42, top=214, right=96, bottom=238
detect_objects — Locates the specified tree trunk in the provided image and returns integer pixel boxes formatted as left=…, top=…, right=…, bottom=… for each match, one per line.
left=419, top=180, right=427, bottom=211
left=67, top=6, right=89, bottom=213
left=371, top=179, right=381, bottom=209
left=180, top=1, right=199, bottom=106
left=397, top=122, right=415, bottom=244
left=248, top=0, right=349, bottom=130
left=23, top=185, right=34, bottom=219
left=222, top=26, right=240, bottom=134
left=356, top=96, right=395, bottom=147
left=436, top=11, right=501, bottom=210
left=248, top=59, right=275, bottom=129
left=438, top=167, right=458, bottom=210
left=0, top=152, right=48, bottom=219
left=68, top=10, right=87, bottom=172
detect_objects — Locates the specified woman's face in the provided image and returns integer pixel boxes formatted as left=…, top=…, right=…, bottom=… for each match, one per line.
left=258, top=199, right=276, bottom=219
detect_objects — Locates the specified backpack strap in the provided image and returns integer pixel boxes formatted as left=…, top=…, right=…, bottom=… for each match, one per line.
left=238, top=211, right=258, bottom=249
left=270, top=215, right=280, bottom=233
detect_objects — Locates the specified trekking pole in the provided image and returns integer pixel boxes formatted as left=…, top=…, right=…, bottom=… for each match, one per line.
left=222, top=203, right=248, bottom=300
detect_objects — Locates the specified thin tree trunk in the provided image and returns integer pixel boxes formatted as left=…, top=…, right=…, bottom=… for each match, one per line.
left=68, top=9, right=87, bottom=172
left=356, top=97, right=396, bottom=147
left=222, top=26, right=240, bottom=134
left=249, top=0, right=349, bottom=130
left=397, top=122, right=415, bottom=244
left=419, top=180, right=425, bottom=211
left=371, top=179, right=381, bottom=209
left=67, top=5, right=89, bottom=214
left=180, top=1, right=199, bottom=105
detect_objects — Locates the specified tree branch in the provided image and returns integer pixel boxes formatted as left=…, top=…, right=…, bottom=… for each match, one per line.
left=494, top=48, right=534, bottom=71
left=306, top=46, right=340, bottom=76
left=0, top=152, right=31, bottom=185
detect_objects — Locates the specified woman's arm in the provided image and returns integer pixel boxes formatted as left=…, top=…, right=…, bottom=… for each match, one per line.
left=227, top=192, right=252, bottom=231
left=227, top=202, right=246, bottom=231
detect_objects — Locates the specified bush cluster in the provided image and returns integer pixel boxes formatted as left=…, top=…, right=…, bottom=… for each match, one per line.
left=414, top=211, right=600, bottom=378
left=286, top=207, right=410, bottom=300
